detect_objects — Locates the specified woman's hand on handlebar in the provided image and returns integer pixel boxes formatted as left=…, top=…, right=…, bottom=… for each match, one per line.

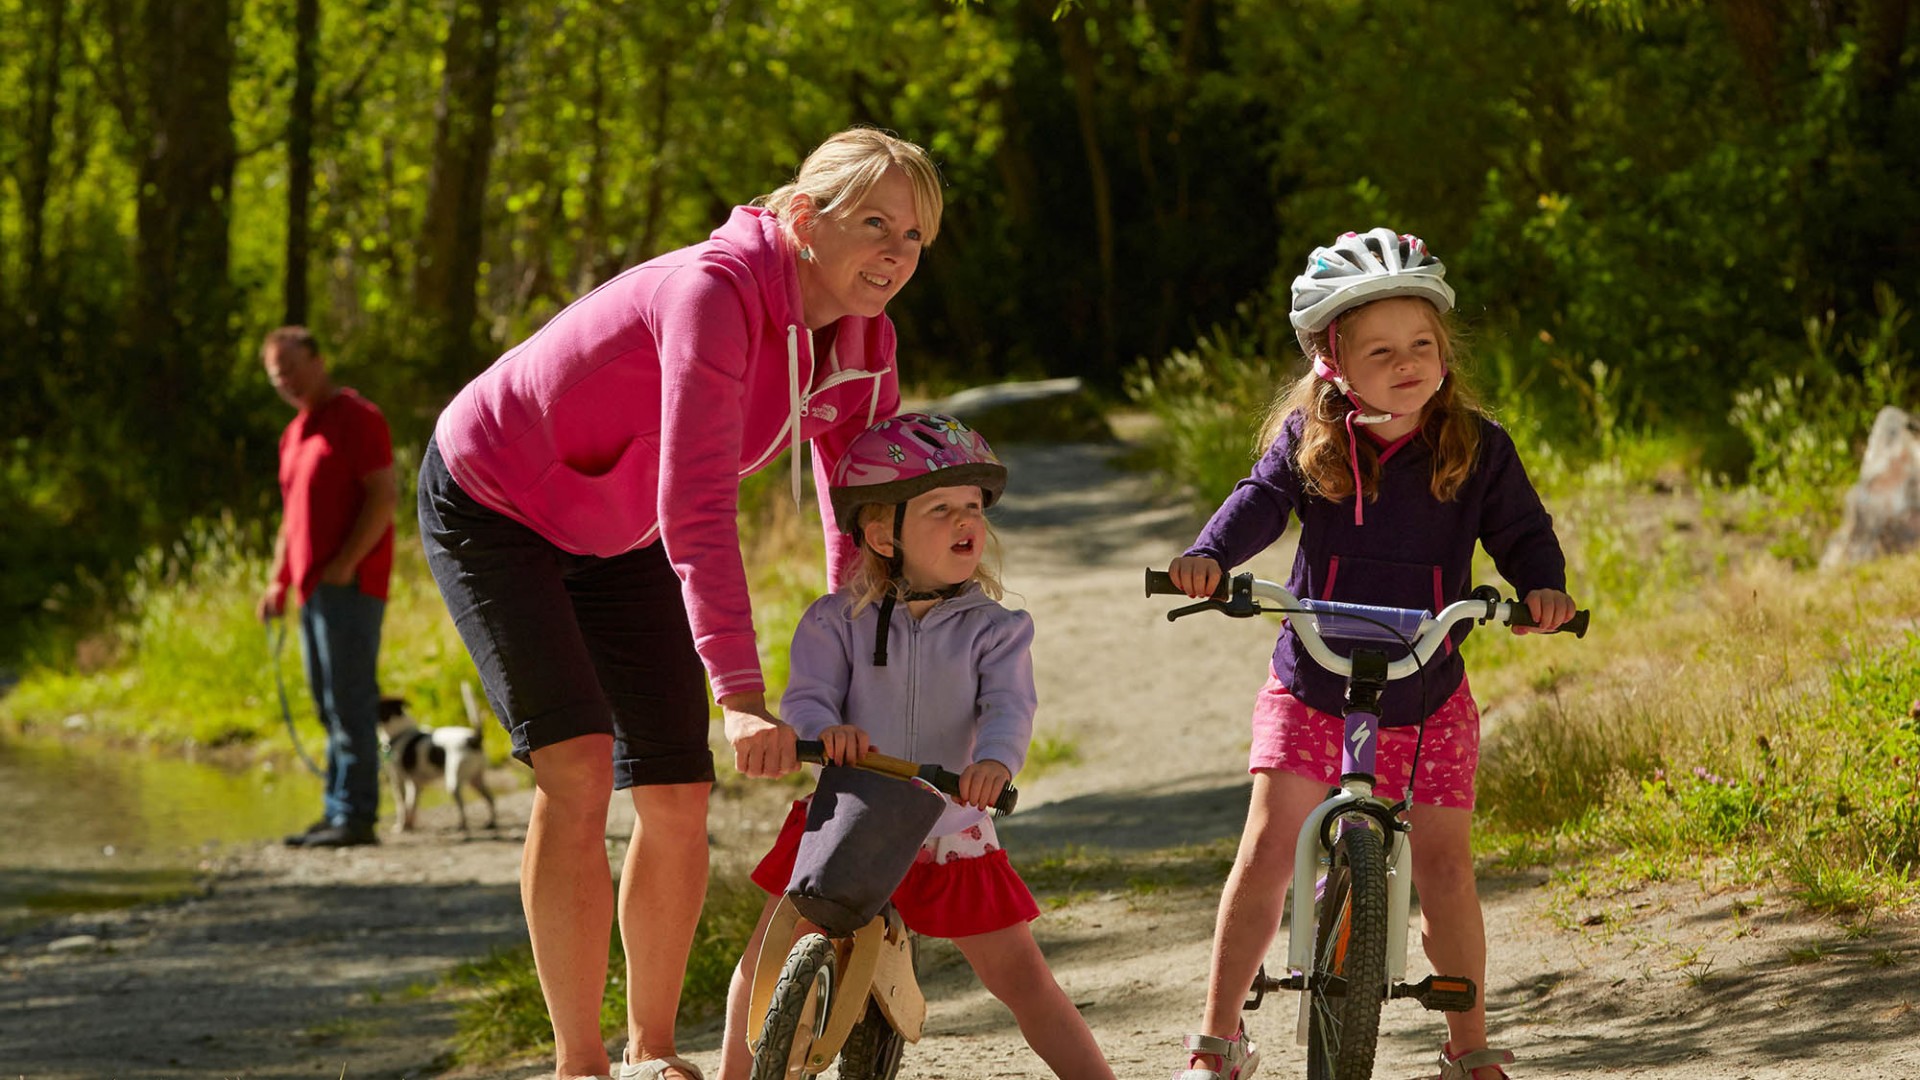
left=720, top=692, right=799, bottom=778
left=1168, top=555, right=1223, bottom=599
left=1515, top=588, right=1576, bottom=634
left=817, top=724, right=872, bottom=766
left=956, top=759, right=1012, bottom=811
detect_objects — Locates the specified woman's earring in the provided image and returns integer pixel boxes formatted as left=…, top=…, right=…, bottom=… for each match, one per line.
left=799, top=245, right=815, bottom=262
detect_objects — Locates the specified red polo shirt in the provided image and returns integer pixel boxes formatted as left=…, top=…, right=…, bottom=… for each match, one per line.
left=277, top=388, right=394, bottom=603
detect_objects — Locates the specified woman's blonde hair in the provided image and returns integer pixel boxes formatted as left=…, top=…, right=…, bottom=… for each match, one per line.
left=1256, top=300, right=1484, bottom=505
left=842, top=501, right=1003, bottom=616
left=756, top=127, right=944, bottom=247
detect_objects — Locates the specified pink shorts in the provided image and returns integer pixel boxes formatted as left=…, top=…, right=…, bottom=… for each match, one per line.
left=1248, top=669, right=1482, bottom=810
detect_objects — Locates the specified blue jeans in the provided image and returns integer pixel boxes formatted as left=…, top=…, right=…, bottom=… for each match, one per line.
left=299, top=583, right=385, bottom=827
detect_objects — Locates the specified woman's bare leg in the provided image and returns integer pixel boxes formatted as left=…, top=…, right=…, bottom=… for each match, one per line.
left=525, top=735, right=617, bottom=1079
left=617, top=781, right=713, bottom=1079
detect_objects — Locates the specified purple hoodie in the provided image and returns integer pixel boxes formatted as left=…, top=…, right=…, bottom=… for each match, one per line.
left=782, top=584, right=1036, bottom=839
left=435, top=207, right=901, bottom=700
left=1187, top=411, right=1565, bottom=726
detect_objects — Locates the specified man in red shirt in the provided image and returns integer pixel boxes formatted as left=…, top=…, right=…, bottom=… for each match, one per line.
left=256, top=326, right=398, bottom=848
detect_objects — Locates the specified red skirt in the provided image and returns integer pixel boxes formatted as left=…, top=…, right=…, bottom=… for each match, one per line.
left=751, top=799, right=1040, bottom=939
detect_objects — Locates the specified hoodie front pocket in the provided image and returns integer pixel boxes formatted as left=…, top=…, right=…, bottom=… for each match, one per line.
left=1321, top=554, right=1445, bottom=617
left=525, top=434, right=661, bottom=555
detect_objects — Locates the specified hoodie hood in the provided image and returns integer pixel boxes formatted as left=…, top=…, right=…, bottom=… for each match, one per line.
left=709, top=206, right=803, bottom=332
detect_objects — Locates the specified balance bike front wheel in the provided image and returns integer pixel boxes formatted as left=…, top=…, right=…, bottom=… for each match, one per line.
left=752, top=933, right=838, bottom=1080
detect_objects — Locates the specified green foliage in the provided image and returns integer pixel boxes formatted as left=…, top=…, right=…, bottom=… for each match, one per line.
left=1725, top=288, right=1917, bottom=565
left=1475, top=578, right=1920, bottom=911
left=1121, top=312, right=1290, bottom=510
left=3, top=0, right=1917, bottom=667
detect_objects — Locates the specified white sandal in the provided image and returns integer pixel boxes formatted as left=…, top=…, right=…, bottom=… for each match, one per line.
left=1173, top=1024, right=1259, bottom=1079
left=617, top=1056, right=705, bottom=1080
left=1435, top=1044, right=1514, bottom=1080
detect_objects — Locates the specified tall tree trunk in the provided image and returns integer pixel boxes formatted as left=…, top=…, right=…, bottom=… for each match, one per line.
left=415, top=0, right=506, bottom=384
left=1856, top=0, right=1912, bottom=149
left=1714, top=0, right=1788, bottom=116
left=126, top=0, right=236, bottom=511
left=633, top=14, right=681, bottom=266
left=22, top=0, right=67, bottom=349
left=1050, top=3, right=1118, bottom=377
left=283, top=0, right=319, bottom=326
left=574, top=32, right=608, bottom=293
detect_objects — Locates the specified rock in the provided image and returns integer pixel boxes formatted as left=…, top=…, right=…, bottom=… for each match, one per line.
left=919, top=377, right=1113, bottom=444
left=47, top=935, right=100, bottom=953
left=1822, top=406, right=1920, bottom=570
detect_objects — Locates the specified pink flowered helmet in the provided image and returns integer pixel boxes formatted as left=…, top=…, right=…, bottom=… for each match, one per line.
left=828, top=413, right=1008, bottom=535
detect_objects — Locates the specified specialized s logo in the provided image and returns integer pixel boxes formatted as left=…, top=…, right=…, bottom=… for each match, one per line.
left=1348, top=727, right=1371, bottom=753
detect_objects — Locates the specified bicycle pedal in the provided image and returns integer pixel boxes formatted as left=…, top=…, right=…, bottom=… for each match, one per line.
left=1391, top=973, right=1477, bottom=1012
left=1244, top=965, right=1305, bottom=1010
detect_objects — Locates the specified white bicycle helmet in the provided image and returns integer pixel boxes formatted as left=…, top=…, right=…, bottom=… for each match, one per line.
left=1289, top=228, right=1455, bottom=353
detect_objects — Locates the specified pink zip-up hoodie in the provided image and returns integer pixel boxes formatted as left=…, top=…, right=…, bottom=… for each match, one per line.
left=434, top=206, right=901, bottom=700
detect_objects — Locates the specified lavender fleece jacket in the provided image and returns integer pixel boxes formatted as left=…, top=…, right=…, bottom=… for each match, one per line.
left=782, top=584, right=1036, bottom=839
left=435, top=206, right=901, bottom=699
left=1187, top=411, right=1566, bottom=726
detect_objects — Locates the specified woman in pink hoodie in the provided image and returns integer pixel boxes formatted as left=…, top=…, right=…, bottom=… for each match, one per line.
left=418, top=127, right=942, bottom=1080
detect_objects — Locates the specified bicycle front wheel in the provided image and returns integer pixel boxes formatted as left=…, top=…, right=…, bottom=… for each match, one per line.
left=1306, top=823, right=1388, bottom=1080
left=752, top=933, right=837, bottom=1080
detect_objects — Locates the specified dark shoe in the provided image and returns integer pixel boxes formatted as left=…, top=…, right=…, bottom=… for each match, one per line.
left=283, top=818, right=332, bottom=847
left=300, top=822, right=379, bottom=848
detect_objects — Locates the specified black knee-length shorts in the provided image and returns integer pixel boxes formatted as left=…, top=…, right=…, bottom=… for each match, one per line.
left=417, top=437, right=715, bottom=789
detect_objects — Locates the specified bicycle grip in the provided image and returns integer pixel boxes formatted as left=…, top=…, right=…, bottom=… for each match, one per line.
left=1505, top=605, right=1591, bottom=638
left=926, top=764, right=1019, bottom=817
left=794, top=740, right=1019, bottom=815
left=1144, top=568, right=1227, bottom=599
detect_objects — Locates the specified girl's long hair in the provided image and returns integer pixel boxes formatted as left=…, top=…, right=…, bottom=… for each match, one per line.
left=842, top=502, right=1005, bottom=616
left=1256, top=302, right=1483, bottom=505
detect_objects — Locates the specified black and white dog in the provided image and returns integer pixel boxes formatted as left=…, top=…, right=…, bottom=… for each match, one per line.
left=376, top=693, right=497, bottom=832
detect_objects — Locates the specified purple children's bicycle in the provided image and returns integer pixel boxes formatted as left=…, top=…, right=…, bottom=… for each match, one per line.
left=1146, top=569, right=1588, bottom=1080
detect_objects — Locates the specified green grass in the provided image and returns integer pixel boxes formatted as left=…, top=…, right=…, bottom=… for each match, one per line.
left=443, top=874, right=769, bottom=1065
left=1016, top=733, right=1081, bottom=781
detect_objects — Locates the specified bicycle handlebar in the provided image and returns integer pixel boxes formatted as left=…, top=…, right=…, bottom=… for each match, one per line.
left=1143, top=569, right=1589, bottom=683
left=796, top=739, right=1020, bottom=817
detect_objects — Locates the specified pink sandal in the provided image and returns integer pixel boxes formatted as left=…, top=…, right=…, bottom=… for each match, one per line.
left=1174, top=1024, right=1259, bottom=1079
left=1435, top=1043, right=1514, bottom=1080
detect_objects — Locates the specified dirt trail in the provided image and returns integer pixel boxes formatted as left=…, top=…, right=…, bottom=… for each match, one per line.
left=5, top=438, right=1918, bottom=1080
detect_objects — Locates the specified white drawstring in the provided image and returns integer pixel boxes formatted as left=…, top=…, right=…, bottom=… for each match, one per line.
left=787, top=325, right=804, bottom=508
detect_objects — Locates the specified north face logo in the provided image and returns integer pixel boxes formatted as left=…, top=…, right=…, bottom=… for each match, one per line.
left=808, top=403, right=838, bottom=422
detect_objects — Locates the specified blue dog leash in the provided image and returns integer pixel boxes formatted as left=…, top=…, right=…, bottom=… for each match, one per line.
left=268, top=620, right=327, bottom=779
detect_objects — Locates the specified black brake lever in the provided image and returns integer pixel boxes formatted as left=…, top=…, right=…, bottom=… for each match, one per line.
left=1167, top=599, right=1227, bottom=622
left=1167, top=574, right=1264, bottom=621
